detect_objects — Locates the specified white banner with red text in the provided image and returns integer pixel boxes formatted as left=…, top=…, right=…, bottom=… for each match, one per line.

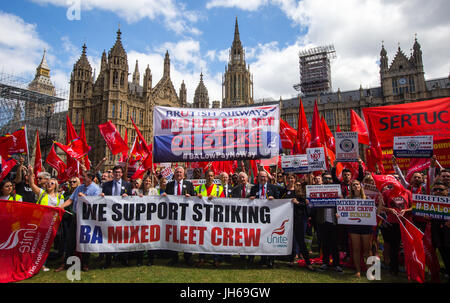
left=76, top=196, right=293, bottom=255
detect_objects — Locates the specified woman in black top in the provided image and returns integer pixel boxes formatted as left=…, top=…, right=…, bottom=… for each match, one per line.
left=282, top=174, right=314, bottom=271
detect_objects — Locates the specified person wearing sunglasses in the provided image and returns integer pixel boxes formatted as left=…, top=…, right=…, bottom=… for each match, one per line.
left=28, top=166, right=64, bottom=207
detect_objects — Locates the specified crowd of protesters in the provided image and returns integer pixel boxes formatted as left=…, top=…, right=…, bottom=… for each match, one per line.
left=1, top=154, right=449, bottom=282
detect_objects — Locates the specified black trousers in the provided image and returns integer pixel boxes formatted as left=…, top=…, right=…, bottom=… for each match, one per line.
left=382, top=223, right=401, bottom=273
left=66, top=214, right=90, bottom=267
left=291, top=214, right=311, bottom=265
left=319, top=222, right=340, bottom=267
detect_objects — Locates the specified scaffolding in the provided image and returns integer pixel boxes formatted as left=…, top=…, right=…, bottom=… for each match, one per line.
left=294, top=45, right=336, bottom=96
left=0, top=71, right=68, bottom=159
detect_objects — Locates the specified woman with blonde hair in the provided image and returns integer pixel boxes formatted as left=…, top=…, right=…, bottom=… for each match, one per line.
left=28, top=166, right=64, bottom=207
left=347, top=179, right=372, bottom=278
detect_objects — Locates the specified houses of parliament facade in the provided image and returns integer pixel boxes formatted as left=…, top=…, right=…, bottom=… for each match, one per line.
left=63, top=18, right=448, bottom=168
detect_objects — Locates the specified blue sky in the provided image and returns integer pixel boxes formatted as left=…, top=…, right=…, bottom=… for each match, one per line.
left=0, top=0, right=449, bottom=105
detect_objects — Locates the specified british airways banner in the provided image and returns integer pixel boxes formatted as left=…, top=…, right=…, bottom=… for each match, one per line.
left=153, top=105, right=280, bottom=162
left=76, top=196, right=293, bottom=256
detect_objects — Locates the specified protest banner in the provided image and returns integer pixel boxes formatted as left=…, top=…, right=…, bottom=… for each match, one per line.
left=393, top=135, right=433, bottom=158
left=76, top=195, right=293, bottom=255
left=280, top=154, right=309, bottom=173
left=336, top=199, right=377, bottom=226
left=412, top=194, right=450, bottom=220
left=0, top=200, right=64, bottom=283
left=363, top=183, right=382, bottom=204
left=160, top=166, right=174, bottom=181
left=306, top=185, right=342, bottom=207
left=190, top=179, right=222, bottom=187
left=335, top=132, right=359, bottom=162
left=362, top=97, right=450, bottom=171
left=306, top=147, right=327, bottom=171
left=153, top=105, right=280, bottom=163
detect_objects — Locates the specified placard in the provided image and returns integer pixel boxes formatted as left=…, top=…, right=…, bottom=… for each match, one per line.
left=393, top=135, right=433, bottom=158
left=412, top=194, right=450, bottom=220
left=281, top=154, right=309, bottom=173
left=336, top=199, right=377, bottom=226
left=153, top=105, right=280, bottom=162
left=335, top=132, right=359, bottom=162
left=306, top=147, right=327, bottom=171
left=306, top=185, right=342, bottom=207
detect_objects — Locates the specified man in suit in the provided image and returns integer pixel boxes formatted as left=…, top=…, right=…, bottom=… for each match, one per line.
left=231, top=172, right=254, bottom=198
left=101, top=165, right=133, bottom=269
left=249, top=170, right=280, bottom=268
left=220, top=172, right=233, bottom=198
left=162, top=166, right=196, bottom=266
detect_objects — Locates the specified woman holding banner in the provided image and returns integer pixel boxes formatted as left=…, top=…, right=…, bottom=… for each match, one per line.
left=135, top=175, right=159, bottom=266
left=346, top=180, right=372, bottom=278
left=282, top=174, right=314, bottom=271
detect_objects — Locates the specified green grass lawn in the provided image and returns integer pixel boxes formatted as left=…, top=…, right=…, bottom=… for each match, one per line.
left=20, top=252, right=414, bottom=283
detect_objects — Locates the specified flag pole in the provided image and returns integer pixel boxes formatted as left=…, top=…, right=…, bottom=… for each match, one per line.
left=24, top=125, right=30, bottom=166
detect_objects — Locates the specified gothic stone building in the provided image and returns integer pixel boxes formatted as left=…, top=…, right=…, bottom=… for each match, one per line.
left=280, top=38, right=450, bottom=138
left=68, top=29, right=187, bottom=168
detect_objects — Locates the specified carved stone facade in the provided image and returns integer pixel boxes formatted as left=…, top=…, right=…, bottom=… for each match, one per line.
left=68, top=29, right=185, bottom=168
left=280, top=38, right=450, bottom=138
left=222, top=18, right=254, bottom=108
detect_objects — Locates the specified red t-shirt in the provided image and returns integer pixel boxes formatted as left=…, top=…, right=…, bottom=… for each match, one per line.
left=382, top=189, right=412, bottom=224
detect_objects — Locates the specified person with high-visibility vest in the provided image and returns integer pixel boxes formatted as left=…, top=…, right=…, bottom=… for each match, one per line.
left=195, top=169, right=225, bottom=268
left=28, top=166, right=64, bottom=207
left=0, top=179, right=23, bottom=201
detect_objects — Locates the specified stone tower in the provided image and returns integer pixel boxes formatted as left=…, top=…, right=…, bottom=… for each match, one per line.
left=222, top=17, right=254, bottom=108
left=193, top=73, right=210, bottom=108
left=380, top=37, right=427, bottom=103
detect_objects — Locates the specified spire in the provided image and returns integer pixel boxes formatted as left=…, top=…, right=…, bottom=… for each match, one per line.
left=234, top=16, right=240, bottom=43
left=75, top=43, right=91, bottom=69
left=164, top=50, right=170, bottom=77
left=109, top=27, right=126, bottom=57
left=38, top=49, right=50, bottom=72
left=133, top=59, right=140, bottom=85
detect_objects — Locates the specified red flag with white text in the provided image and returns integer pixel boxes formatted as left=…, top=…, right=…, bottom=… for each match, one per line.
left=46, top=144, right=66, bottom=177
left=0, top=201, right=64, bottom=283
left=0, top=157, right=17, bottom=182
left=350, top=110, right=369, bottom=145
left=293, top=98, right=310, bottom=154
left=98, top=121, right=128, bottom=155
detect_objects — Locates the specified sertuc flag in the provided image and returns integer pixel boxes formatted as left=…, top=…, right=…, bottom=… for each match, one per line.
left=362, top=97, right=450, bottom=170
left=153, top=105, right=280, bottom=163
left=0, top=200, right=64, bottom=283
left=76, top=195, right=293, bottom=256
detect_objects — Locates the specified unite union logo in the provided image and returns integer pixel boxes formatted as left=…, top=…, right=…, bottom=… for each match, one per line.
left=267, top=219, right=289, bottom=247
left=0, top=224, right=37, bottom=252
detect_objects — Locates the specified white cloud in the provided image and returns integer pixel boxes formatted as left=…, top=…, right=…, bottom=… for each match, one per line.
left=31, top=0, right=202, bottom=35
left=205, top=0, right=450, bottom=98
left=0, top=11, right=48, bottom=78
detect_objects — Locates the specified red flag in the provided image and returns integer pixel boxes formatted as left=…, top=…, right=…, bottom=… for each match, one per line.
left=280, top=119, right=297, bottom=149
left=46, top=144, right=66, bottom=177
left=367, top=116, right=385, bottom=173
left=0, top=127, right=28, bottom=157
left=0, top=157, right=17, bottom=182
left=33, top=131, right=42, bottom=183
left=293, top=98, right=311, bottom=154
left=119, top=129, right=128, bottom=163
left=98, top=121, right=128, bottom=155
left=129, top=135, right=148, bottom=166
left=397, top=215, right=425, bottom=283
left=405, top=158, right=431, bottom=183
left=321, top=116, right=335, bottom=153
left=131, top=117, right=150, bottom=154
left=79, top=119, right=90, bottom=170
left=0, top=201, right=64, bottom=283
left=423, top=222, right=441, bottom=282
left=66, top=116, right=80, bottom=178
left=350, top=110, right=369, bottom=145
left=309, top=100, right=324, bottom=148
left=54, top=139, right=90, bottom=160
left=336, top=124, right=342, bottom=132
left=372, top=173, right=406, bottom=196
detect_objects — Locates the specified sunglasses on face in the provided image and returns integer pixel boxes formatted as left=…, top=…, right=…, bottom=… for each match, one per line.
left=70, top=181, right=77, bottom=184
left=49, top=182, right=56, bottom=186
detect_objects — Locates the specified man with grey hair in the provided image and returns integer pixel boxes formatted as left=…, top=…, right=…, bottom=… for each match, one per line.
left=220, top=172, right=233, bottom=198
left=37, top=171, right=51, bottom=189
left=231, top=172, right=254, bottom=198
